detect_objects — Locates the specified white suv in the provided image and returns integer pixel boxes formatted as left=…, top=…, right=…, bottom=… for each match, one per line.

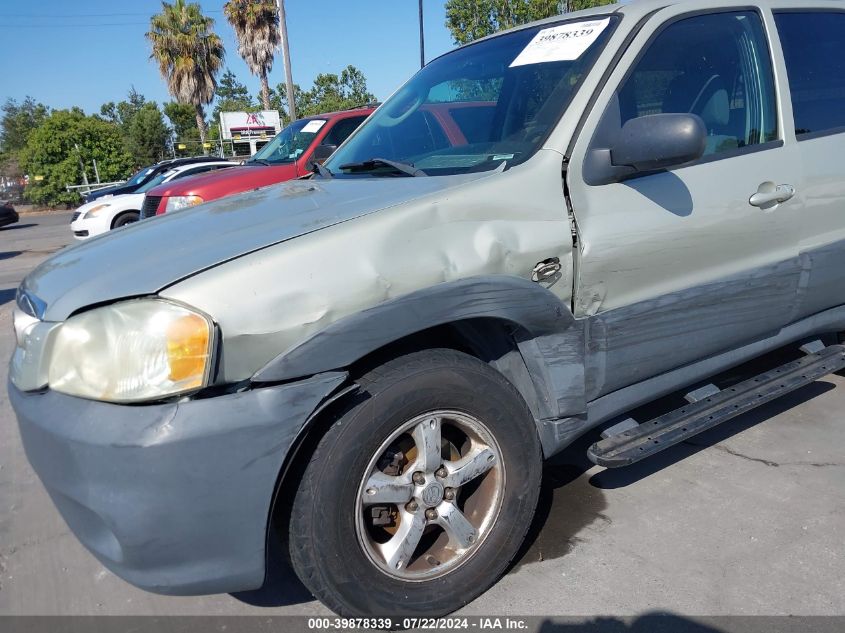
left=70, top=160, right=234, bottom=239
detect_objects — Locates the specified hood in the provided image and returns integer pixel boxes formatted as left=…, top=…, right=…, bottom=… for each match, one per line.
left=24, top=173, right=491, bottom=321
left=85, top=186, right=118, bottom=202
left=77, top=190, right=115, bottom=206
left=146, top=163, right=296, bottom=199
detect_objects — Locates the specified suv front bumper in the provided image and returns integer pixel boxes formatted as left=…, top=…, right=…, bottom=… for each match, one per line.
left=9, top=372, right=346, bottom=595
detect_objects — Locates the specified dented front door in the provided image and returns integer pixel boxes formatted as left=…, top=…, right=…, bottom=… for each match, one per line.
left=566, top=5, right=802, bottom=399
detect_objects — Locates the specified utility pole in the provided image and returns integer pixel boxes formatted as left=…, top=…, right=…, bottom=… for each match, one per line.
left=418, top=0, right=425, bottom=68
left=276, top=0, right=297, bottom=123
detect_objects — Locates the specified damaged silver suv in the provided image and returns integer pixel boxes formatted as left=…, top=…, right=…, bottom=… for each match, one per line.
left=9, top=0, right=845, bottom=618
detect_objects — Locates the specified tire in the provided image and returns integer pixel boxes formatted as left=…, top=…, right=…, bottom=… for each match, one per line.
left=288, top=348, right=542, bottom=617
left=112, top=211, right=139, bottom=228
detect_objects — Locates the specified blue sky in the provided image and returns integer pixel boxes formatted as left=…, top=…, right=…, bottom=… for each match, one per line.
left=0, top=1, right=456, bottom=115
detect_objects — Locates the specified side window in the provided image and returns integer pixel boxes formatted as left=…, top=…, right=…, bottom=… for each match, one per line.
left=322, top=116, right=368, bottom=147
left=618, top=11, right=778, bottom=156
left=774, top=11, right=845, bottom=138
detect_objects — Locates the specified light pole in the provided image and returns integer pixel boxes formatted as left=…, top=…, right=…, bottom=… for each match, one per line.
left=276, top=0, right=297, bottom=123
left=418, top=0, right=425, bottom=68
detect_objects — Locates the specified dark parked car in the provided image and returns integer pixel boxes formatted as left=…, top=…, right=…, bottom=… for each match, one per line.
left=0, top=182, right=24, bottom=205
left=84, top=156, right=228, bottom=203
left=0, top=202, right=19, bottom=228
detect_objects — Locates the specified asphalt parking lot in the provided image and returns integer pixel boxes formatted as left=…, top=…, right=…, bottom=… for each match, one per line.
left=1, top=213, right=844, bottom=618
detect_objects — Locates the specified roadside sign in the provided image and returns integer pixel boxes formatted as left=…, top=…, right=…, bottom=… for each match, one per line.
left=33, top=175, right=44, bottom=181
left=177, top=143, right=187, bottom=150
left=203, top=142, right=211, bottom=148
left=220, top=110, right=281, bottom=140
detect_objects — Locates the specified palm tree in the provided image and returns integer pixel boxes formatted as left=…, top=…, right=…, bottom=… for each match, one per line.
left=224, top=0, right=280, bottom=111
left=147, top=0, right=224, bottom=146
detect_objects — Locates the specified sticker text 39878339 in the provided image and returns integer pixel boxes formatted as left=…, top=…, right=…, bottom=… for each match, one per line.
left=510, top=18, right=611, bottom=67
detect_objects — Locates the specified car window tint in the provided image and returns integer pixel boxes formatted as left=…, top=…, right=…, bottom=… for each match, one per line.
left=322, top=116, right=368, bottom=147
left=618, top=11, right=778, bottom=156
left=774, top=11, right=845, bottom=138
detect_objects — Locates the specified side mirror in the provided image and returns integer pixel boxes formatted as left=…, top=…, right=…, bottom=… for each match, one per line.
left=584, top=113, right=707, bottom=185
left=308, top=144, right=337, bottom=169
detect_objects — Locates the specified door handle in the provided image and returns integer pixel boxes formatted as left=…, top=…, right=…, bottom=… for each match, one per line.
left=531, top=257, right=561, bottom=282
left=749, top=183, right=795, bottom=208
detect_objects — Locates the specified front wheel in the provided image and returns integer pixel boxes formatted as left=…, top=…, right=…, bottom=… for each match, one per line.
left=112, top=211, right=139, bottom=228
left=288, top=349, right=542, bottom=617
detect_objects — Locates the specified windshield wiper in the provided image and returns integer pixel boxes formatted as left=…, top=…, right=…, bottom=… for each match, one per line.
left=338, top=157, right=427, bottom=177
left=246, top=158, right=271, bottom=166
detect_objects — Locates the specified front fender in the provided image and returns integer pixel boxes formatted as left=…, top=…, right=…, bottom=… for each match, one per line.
left=252, top=275, right=573, bottom=382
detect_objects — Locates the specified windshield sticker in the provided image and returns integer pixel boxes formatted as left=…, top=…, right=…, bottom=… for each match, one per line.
left=301, top=119, right=326, bottom=133
left=510, top=18, right=610, bottom=67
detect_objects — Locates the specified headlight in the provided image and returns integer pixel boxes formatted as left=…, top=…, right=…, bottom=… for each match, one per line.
left=48, top=299, right=213, bottom=403
left=165, top=195, right=204, bottom=213
left=82, top=203, right=111, bottom=219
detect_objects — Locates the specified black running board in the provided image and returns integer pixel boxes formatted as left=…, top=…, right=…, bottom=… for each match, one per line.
left=588, top=343, right=845, bottom=468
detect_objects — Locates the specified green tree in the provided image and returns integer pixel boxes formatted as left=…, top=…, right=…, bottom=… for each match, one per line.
left=224, top=0, right=279, bottom=110
left=1, top=97, right=49, bottom=186
left=1, top=97, right=49, bottom=154
left=164, top=101, right=201, bottom=155
left=444, top=0, right=615, bottom=45
left=299, top=65, right=376, bottom=117
left=99, top=87, right=147, bottom=128
left=147, top=0, right=225, bottom=146
left=100, top=88, right=170, bottom=165
left=212, top=68, right=256, bottom=121
left=163, top=101, right=197, bottom=138
left=126, top=102, right=171, bottom=165
left=267, top=81, right=306, bottom=120
left=19, top=109, right=133, bottom=206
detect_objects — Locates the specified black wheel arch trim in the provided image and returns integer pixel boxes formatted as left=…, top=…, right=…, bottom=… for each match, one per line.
left=251, top=276, right=584, bottom=448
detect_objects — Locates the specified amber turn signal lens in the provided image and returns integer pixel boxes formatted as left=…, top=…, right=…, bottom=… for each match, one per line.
left=166, top=313, right=211, bottom=385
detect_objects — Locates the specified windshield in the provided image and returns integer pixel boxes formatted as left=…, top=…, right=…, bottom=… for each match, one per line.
left=136, top=171, right=170, bottom=193
left=248, top=118, right=326, bottom=165
left=127, top=166, right=155, bottom=187
left=326, top=15, right=617, bottom=176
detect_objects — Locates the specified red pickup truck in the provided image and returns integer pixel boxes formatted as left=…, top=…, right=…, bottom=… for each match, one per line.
left=140, top=106, right=375, bottom=218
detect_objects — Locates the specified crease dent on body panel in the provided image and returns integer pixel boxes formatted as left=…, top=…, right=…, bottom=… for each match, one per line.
left=561, top=155, right=581, bottom=316
left=255, top=214, right=535, bottom=350
left=133, top=403, right=180, bottom=448
left=579, top=281, right=607, bottom=317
